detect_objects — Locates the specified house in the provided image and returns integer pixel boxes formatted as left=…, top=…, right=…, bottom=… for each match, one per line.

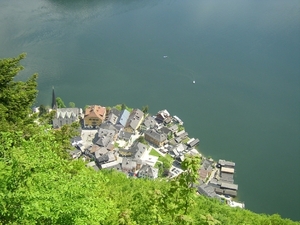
left=144, top=129, right=168, bottom=147
left=71, top=136, right=83, bottom=147
left=106, top=108, right=120, bottom=125
left=168, top=124, right=178, bottom=133
left=124, top=108, right=144, bottom=133
left=218, top=159, right=235, bottom=168
left=52, top=108, right=82, bottom=128
left=160, top=126, right=172, bottom=136
left=121, top=158, right=137, bottom=173
left=94, top=147, right=108, bottom=159
left=141, top=115, right=158, bottom=131
left=96, top=127, right=116, bottom=147
left=116, top=109, right=130, bottom=127
left=173, top=115, right=183, bottom=125
left=155, top=109, right=171, bottom=124
left=132, top=142, right=149, bottom=161
left=118, top=130, right=133, bottom=142
left=197, top=183, right=220, bottom=199
left=187, top=138, right=200, bottom=148
left=138, top=164, right=158, bottom=179
left=84, top=105, right=106, bottom=128
left=68, top=149, right=82, bottom=159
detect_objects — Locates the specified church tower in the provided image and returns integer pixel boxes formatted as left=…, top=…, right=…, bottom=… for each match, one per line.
left=52, top=86, right=57, bottom=110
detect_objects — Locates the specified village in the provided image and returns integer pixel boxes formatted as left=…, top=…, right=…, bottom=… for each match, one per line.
left=39, top=93, right=245, bottom=209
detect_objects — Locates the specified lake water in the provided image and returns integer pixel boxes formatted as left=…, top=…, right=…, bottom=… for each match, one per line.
left=1, top=0, right=299, bottom=221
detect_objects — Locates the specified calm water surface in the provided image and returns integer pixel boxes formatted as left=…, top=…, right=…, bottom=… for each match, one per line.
left=1, top=0, right=299, bottom=221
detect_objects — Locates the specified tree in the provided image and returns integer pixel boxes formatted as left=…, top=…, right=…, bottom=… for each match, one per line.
left=0, top=128, right=112, bottom=224
left=142, top=105, right=149, bottom=114
left=38, top=104, right=47, bottom=116
left=0, top=53, right=38, bottom=132
left=56, top=97, right=66, bottom=108
left=121, top=103, right=126, bottom=110
left=69, top=102, right=75, bottom=108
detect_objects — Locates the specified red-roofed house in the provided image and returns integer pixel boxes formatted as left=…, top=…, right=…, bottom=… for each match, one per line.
left=84, top=105, right=106, bottom=127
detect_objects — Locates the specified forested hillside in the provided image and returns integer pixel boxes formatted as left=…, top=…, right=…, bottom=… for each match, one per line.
left=0, top=54, right=299, bottom=224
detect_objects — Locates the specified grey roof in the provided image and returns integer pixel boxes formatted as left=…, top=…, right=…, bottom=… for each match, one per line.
left=52, top=108, right=82, bottom=128
left=218, top=159, right=235, bottom=168
left=109, top=108, right=121, bottom=117
left=94, top=147, right=108, bottom=159
left=138, top=164, right=158, bottom=179
left=220, top=182, right=238, bottom=191
left=142, top=116, right=157, bottom=129
left=117, top=109, right=130, bottom=127
left=126, top=108, right=144, bottom=130
left=145, top=129, right=167, bottom=143
left=160, top=126, right=171, bottom=135
left=201, top=159, right=213, bottom=170
left=55, top=108, right=81, bottom=119
left=107, top=151, right=116, bottom=162
left=168, top=124, right=178, bottom=133
left=132, top=142, right=148, bottom=160
left=198, top=184, right=218, bottom=198
left=96, top=154, right=109, bottom=164
left=188, top=138, right=200, bottom=147
left=224, top=189, right=237, bottom=197
left=96, top=127, right=116, bottom=147
left=119, top=130, right=132, bottom=141
left=122, top=158, right=137, bottom=171
left=96, top=136, right=111, bottom=147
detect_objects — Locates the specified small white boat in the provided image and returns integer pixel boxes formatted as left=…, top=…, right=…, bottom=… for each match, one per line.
left=163, top=55, right=168, bottom=58
left=193, top=80, right=195, bottom=83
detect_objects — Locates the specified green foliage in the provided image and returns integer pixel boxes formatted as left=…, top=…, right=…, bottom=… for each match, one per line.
left=52, top=122, right=80, bottom=158
left=150, top=149, right=173, bottom=177
left=137, top=136, right=147, bottom=145
left=0, top=127, right=112, bottom=224
left=178, top=125, right=185, bottom=132
left=68, top=102, right=75, bottom=108
left=38, top=104, right=47, bottom=116
left=56, top=97, right=66, bottom=108
left=0, top=53, right=38, bottom=133
left=142, top=105, right=149, bottom=114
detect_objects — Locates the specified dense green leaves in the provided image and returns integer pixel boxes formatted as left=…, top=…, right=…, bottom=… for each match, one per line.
left=0, top=53, right=38, bottom=133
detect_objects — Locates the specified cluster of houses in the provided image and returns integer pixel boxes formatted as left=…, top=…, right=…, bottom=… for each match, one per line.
left=35, top=89, right=243, bottom=207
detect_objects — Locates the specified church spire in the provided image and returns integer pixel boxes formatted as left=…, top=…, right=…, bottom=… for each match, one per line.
left=52, top=86, right=57, bottom=110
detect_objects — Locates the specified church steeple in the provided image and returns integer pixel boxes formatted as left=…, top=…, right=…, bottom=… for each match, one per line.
left=52, top=86, right=57, bottom=110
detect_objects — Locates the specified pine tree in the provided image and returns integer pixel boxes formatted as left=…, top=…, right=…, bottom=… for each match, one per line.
left=0, top=53, right=38, bottom=132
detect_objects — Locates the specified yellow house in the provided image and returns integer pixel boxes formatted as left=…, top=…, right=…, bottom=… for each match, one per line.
left=84, top=105, right=106, bottom=127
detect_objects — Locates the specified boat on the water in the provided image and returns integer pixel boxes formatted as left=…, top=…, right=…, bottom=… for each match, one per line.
left=193, top=80, right=195, bottom=84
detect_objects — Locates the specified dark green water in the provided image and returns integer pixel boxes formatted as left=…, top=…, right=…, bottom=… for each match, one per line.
left=1, top=0, right=299, bottom=221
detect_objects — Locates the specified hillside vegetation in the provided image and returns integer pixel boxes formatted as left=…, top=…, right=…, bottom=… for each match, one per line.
left=0, top=54, right=299, bottom=224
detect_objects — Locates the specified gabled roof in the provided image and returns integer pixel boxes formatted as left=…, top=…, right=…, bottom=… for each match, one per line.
left=144, top=129, right=167, bottom=143
left=132, top=142, right=149, bottom=160
left=106, top=108, right=120, bottom=125
left=138, top=164, right=158, bottom=179
left=160, top=126, right=171, bottom=135
left=85, top=105, right=106, bottom=120
left=142, top=116, right=157, bottom=129
left=117, top=109, right=130, bottom=127
left=218, top=159, right=235, bottom=168
left=119, top=130, right=132, bottom=141
left=121, top=158, right=137, bottom=171
left=126, top=108, right=144, bottom=130
left=55, top=108, right=81, bottom=119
